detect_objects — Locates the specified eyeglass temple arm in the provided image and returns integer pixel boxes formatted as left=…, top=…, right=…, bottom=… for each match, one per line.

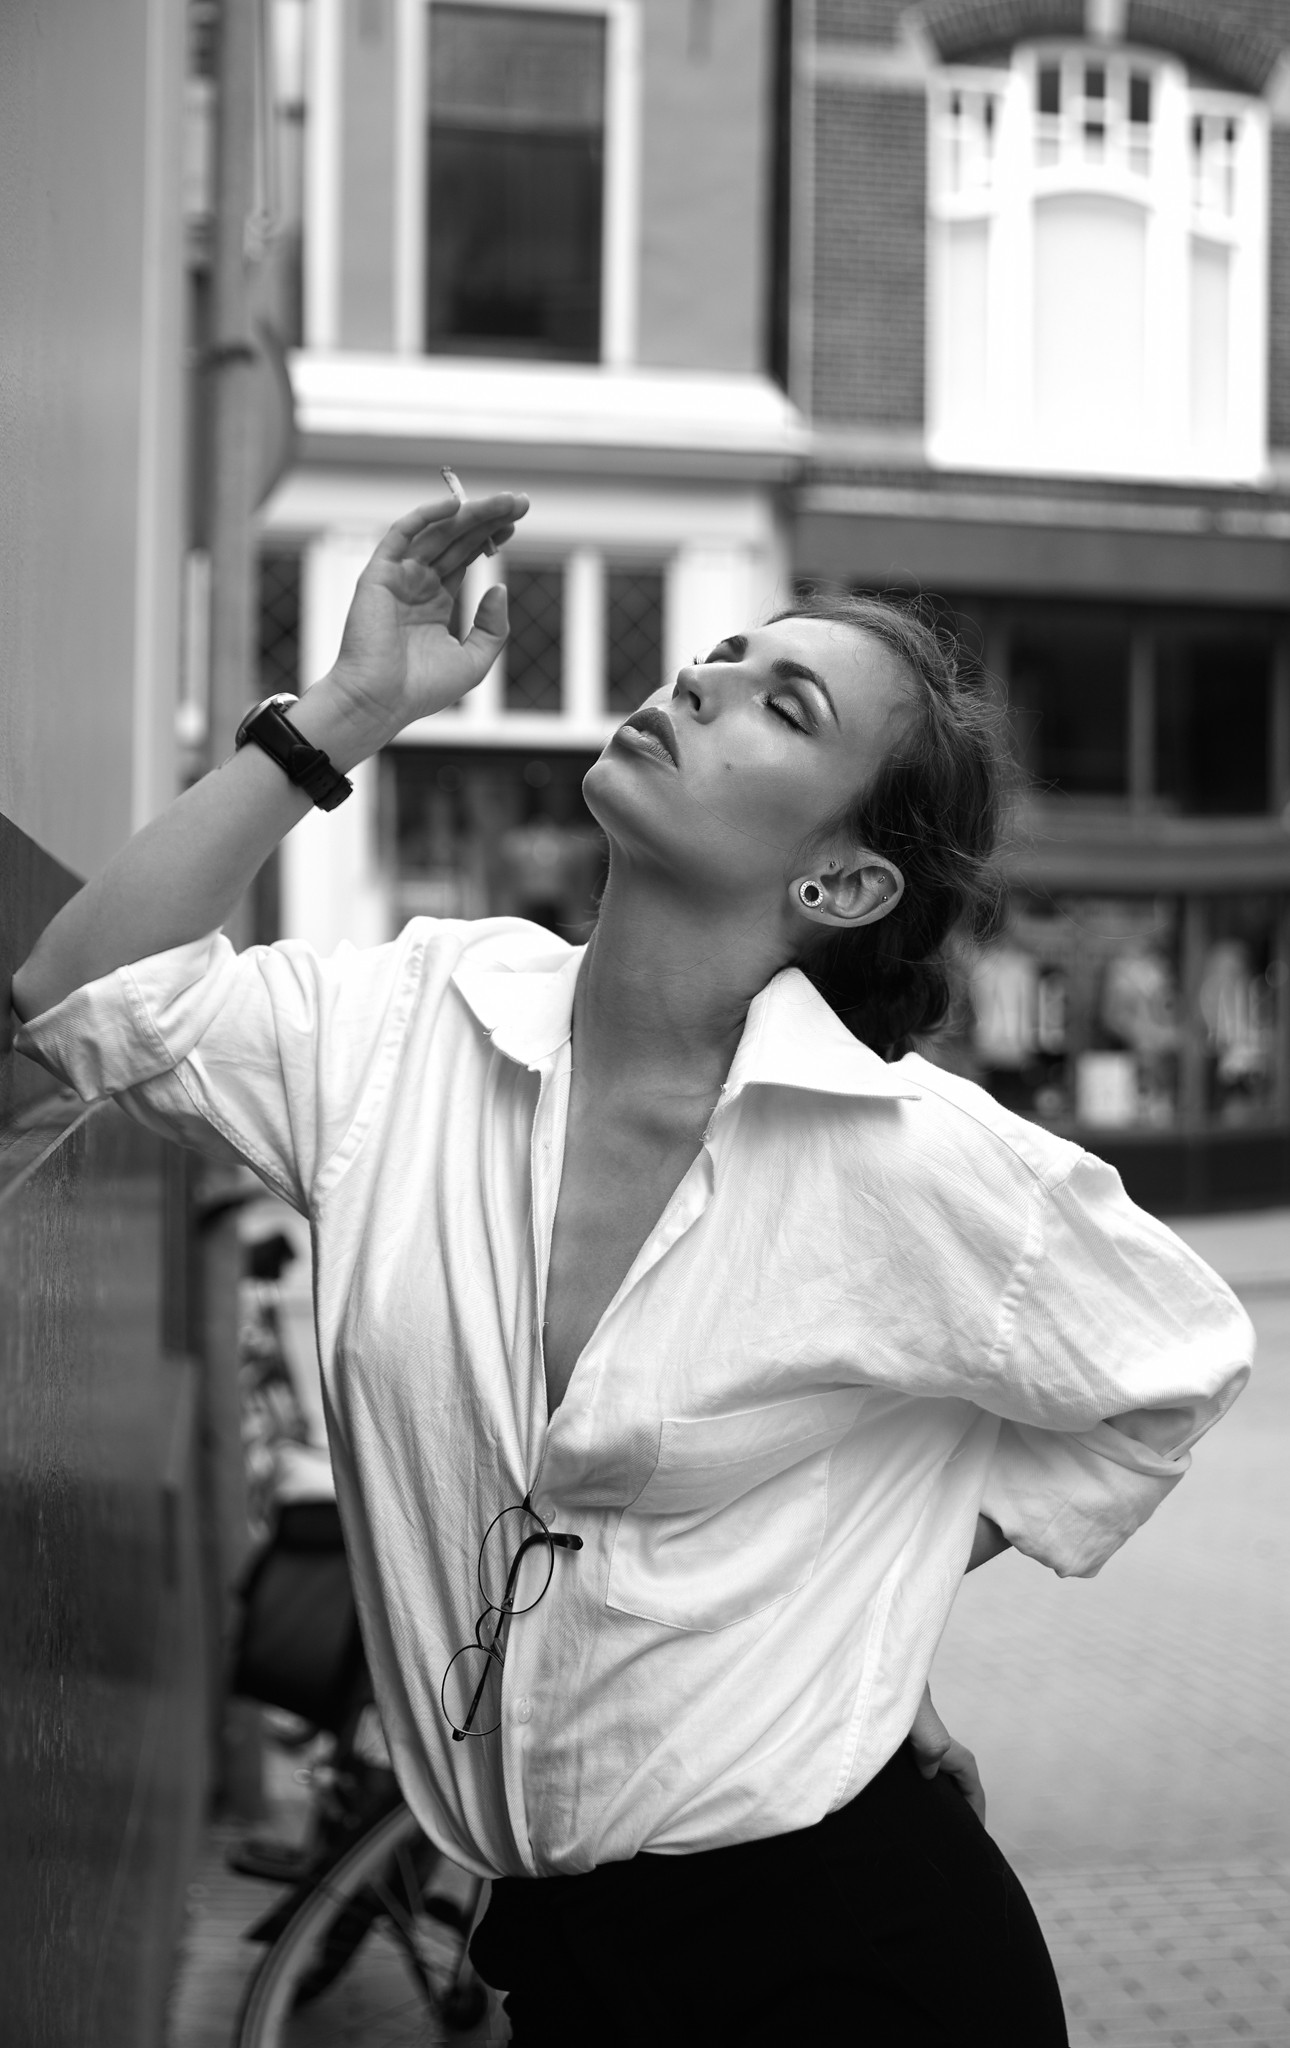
left=450, top=1527, right=583, bottom=1742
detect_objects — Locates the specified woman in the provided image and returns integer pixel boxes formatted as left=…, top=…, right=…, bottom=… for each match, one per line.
left=14, top=492, right=1251, bottom=2045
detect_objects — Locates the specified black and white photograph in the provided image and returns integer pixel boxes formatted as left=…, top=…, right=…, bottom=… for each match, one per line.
left=2, top=3, right=1287, bottom=2044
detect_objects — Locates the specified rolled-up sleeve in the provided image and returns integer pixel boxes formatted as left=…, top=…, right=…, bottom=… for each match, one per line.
left=14, top=927, right=431, bottom=1210
left=981, top=1151, right=1253, bottom=1576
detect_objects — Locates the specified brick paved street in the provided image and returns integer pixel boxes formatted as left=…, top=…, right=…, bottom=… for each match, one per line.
left=169, top=1214, right=1289, bottom=2046
left=935, top=1213, right=1290, bottom=2046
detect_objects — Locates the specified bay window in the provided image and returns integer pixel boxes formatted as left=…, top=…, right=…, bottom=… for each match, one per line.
left=927, top=43, right=1268, bottom=481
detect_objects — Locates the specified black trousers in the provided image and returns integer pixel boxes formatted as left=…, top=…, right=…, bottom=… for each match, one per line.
left=470, top=1743, right=1068, bottom=2046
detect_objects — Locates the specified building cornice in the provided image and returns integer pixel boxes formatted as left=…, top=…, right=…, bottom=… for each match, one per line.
left=800, top=480, right=1290, bottom=540
left=287, top=352, right=810, bottom=481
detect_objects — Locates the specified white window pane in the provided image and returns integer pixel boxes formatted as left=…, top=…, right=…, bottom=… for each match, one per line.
left=936, top=218, right=989, bottom=438
left=1189, top=237, right=1230, bottom=449
left=1033, top=194, right=1146, bottom=458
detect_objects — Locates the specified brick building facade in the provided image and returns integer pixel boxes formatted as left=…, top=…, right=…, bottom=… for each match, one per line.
left=258, top=0, right=1290, bottom=1208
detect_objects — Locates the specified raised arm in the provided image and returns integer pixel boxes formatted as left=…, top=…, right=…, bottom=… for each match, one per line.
left=12, top=491, right=527, bottom=1021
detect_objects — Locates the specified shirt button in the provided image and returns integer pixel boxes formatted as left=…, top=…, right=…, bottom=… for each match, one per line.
left=516, top=1696, right=533, bottom=1724
left=534, top=1500, right=556, bottom=1526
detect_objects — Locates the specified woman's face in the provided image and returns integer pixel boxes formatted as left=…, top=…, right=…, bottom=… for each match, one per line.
left=583, top=618, right=912, bottom=902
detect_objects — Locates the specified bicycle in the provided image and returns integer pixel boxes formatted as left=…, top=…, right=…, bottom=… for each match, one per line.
left=232, top=1712, right=496, bottom=2047
left=228, top=1477, right=498, bottom=2044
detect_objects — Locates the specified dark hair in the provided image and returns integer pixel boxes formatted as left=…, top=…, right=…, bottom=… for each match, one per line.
left=772, top=592, right=1012, bottom=1061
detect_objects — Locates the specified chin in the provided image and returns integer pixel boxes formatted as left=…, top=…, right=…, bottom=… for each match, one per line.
left=581, top=751, right=690, bottom=874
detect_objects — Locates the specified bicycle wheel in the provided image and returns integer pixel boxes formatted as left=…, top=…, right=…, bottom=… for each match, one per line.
left=235, top=1802, right=494, bottom=2048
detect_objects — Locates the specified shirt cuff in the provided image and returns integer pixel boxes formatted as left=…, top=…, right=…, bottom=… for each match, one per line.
left=981, top=1420, right=1189, bottom=1579
left=14, top=933, right=234, bottom=1101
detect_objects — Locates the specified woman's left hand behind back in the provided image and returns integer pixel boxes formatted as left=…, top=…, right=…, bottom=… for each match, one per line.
left=908, top=1684, right=987, bottom=1824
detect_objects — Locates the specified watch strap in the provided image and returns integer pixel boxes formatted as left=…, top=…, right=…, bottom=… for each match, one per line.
left=236, top=699, right=353, bottom=812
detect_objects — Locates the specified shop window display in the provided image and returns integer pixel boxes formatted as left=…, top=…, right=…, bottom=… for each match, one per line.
left=388, top=749, right=605, bottom=938
left=956, top=892, right=1287, bottom=1134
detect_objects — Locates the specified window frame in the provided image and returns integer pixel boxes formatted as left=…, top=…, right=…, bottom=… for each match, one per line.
left=390, top=0, right=641, bottom=364
left=925, top=41, right=1269, bottom=483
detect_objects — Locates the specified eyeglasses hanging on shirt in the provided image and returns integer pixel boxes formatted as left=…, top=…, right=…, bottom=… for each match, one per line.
left=440, top=1500, right=582, bottom=1740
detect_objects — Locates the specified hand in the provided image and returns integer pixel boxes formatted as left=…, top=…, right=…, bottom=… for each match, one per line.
left=908, top=1683, right=986, bottom=1824
left=323, top=491, right=530, bottom=737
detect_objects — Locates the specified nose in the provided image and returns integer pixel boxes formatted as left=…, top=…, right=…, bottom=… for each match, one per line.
left=670, top=659, right=727, bottom=722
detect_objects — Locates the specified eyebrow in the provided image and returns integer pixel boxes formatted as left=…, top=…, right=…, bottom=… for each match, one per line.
left=712, top=634, right=841, bottom=728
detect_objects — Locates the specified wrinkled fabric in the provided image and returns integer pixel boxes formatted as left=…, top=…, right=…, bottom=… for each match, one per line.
left=17, top=917, right=1252, bottom=1879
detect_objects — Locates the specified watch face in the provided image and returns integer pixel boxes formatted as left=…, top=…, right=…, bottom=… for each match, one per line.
left=236, top=693, right=298, bottom=746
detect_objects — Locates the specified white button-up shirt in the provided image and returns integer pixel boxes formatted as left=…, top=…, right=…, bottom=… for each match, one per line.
left=17, top=917, right=1252, bottom=1879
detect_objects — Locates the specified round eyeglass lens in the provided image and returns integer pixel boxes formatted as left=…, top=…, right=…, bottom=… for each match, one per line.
left=478, top=1505, right=555, bottom=1615
left=441, top=1642, right=505, bottom=1739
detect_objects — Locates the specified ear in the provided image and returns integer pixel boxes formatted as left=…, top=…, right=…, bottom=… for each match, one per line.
left=790, top=852, right=904, bottom=930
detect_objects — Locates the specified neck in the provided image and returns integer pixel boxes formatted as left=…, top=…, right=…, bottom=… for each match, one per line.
left=573, top=858, right=791, bottom=1096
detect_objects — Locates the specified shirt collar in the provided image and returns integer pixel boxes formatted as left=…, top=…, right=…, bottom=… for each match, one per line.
left=452, top=934, right=585, bottom=1069
left=722, top=967, right=921, bottom=1104
left=451, top=933, right=920, bottom=1101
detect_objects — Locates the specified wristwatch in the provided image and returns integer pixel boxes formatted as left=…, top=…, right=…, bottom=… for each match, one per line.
left=234, top=693, right=353, bottom=811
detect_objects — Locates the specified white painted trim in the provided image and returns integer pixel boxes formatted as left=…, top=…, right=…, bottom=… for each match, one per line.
left=261, top=472, right=786, bottom=572
left=303, top=0, right=342, bottom=348
left=287, top=350, right=808, bottom=457
left=563, top=549, right=606, bottom=719
left=393, top=0, right=429, bottom=354
left=397, top=712, right=618, bottom=749
left=602, top=0, right=640, bottom=366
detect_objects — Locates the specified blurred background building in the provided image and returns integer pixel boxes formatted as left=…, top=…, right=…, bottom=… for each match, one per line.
left=249, top=0, right=1290, bottom=1213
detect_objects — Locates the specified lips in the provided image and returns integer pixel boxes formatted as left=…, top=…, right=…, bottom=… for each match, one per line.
left=620, top=705, right=680, bottom=767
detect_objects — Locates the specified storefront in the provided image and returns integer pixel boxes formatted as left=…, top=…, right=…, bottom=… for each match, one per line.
left=902, top=589, right=1290, bottom=1212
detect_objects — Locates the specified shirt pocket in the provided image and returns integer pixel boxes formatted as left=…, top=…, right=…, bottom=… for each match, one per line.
left=605, top=1389, right=863, bottom=1633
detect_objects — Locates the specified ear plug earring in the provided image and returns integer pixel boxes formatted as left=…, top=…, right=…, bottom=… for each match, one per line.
left=798, top=881, right=824, bottom=909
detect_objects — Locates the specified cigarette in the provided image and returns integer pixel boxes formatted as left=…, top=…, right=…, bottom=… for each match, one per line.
left=441, top=466, right=497, bottom=556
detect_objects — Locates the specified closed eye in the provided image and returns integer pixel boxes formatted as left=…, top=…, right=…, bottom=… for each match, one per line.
left=766, top=695, right=807, bottom=732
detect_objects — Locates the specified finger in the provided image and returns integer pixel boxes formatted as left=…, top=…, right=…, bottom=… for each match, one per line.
left=374, top=497, right=460, bottom=559
left=940, top=1742, right=987, bottom=1824
left=404, top=493, right=529, bottom=563
left=464, top=582, right=509, bottom=656
left=439, top=522, right=518, bottom=594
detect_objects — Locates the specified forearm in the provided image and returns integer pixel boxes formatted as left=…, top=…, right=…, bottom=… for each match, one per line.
left=11, top=678, right=398, bottom=1021
left=967, top=1514, right=1010, bottom=1572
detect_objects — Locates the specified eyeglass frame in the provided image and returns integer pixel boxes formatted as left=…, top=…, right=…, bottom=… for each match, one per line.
left=441, top=1495, right=582, bottom=1742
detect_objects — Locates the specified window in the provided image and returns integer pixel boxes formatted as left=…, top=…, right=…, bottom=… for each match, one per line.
left=1009, top=614, right=1130, bottom=797
left=606, top=567, right=664, bottom=713
left=504, top=566, right=565, bottom=711
left=932, top=598, right=1279, bottom=816
left=1155, top=629, right=1272, bottom=816
left=927, top=44, right=1268, bottom=480
left=258, top=552, right=302, bottom=697
left=426, top=4, right=606, bottom=359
